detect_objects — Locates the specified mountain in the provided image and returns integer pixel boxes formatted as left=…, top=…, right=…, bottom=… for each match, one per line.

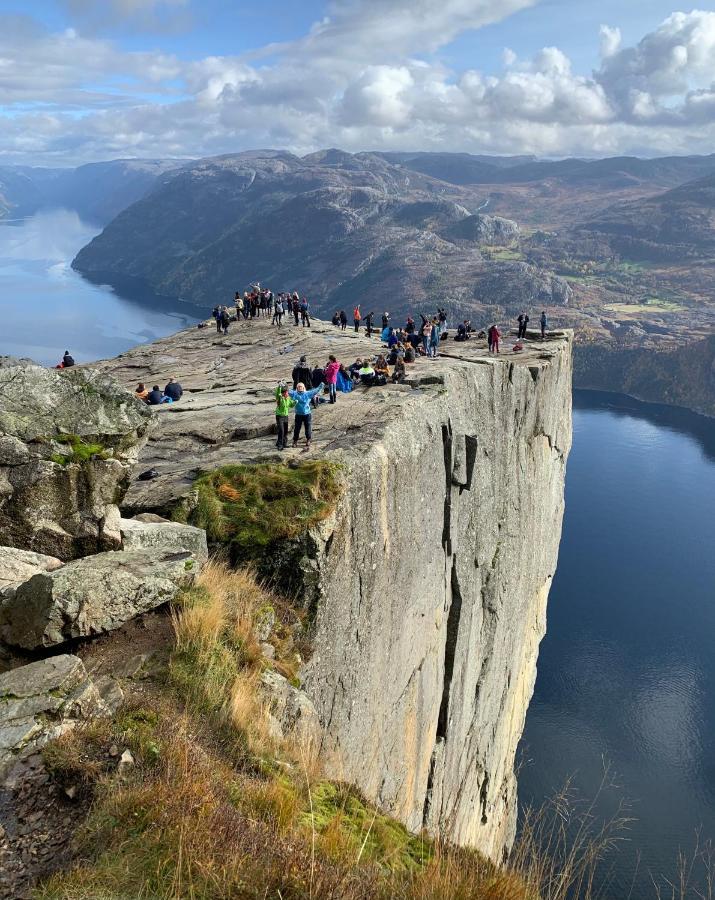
left=73, top=150, right=572, bottom=314
left=578, top=171, right=715, bottom=259
left=0, top=159, right=186, bottom=225
left=387, top=152, right=715, bottom=190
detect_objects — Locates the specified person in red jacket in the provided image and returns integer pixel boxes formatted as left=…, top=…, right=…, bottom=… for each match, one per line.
left=353, top=304, right=361, bottom=333
left=324, top=354, right=341, bottom=404
left=488, top=324, right=501, bottom=354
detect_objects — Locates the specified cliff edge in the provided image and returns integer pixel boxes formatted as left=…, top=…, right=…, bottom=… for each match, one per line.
left=95, top=318, right=573, bottom=859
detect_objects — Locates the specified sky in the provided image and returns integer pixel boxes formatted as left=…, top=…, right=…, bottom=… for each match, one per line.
left=1, top=0, right=715, bottom=165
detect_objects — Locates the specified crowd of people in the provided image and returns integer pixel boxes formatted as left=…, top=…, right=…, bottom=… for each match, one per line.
left=211, top=287, right=313, bottom=333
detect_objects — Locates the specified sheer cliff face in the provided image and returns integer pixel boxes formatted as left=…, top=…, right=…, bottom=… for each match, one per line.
left=93, top=319, right=571, bottom=860
left=303, top=342, right=572, bottom=859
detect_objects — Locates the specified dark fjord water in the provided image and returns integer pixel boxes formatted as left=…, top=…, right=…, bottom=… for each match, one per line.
left=0, top=210, right=201, bottom=365
left=518, top=391, right=715, bottom=899
left=2, top=211, right=714, bottom=898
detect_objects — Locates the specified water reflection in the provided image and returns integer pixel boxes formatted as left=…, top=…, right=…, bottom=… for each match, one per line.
left=519, top=390, right=715, bottom=898
left=0, top=208, right=202, bottom=365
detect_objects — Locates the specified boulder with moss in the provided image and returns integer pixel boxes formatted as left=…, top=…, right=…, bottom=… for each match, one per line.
left=0, top=362, right=155, bottom=561
left=0, top=549, right=199, bottom=649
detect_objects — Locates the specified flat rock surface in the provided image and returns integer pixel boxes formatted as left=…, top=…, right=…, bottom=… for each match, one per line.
left=0, top=549, right=198, bottom=649
left=93, top=317, right=569, bottom=515
left=120, top=517, right=208, bottom=564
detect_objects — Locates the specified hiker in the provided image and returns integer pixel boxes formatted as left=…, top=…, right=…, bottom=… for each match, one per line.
left=292, top=355, right=312, bottom=390
left=324, top=354, right=341, bottom=404
left=392, top=356, right=406, bottom=383
left=387, top=329, right=399, bottom=349
left=405, top=315, right=415, bottom=334
left=135, top=383, right=149, bottom=401
left=272, top=299, right=283, bottom=326
left=363, top=311, right=375, bottom=337
left=146, top=385, right=172, bottom=405
left=164, top=377, right=183, bottom=402
left=220, top=307, right=231, bottom=334
left=437, top=308, right=447, bottom=331
left=540, top=311, right=548, bottom=339
left=60, top=350, right=75, bottom=368
left=339, top=310, right=348, bottom=331
left=353, top=304, right=361, bottom=333
left=274, top=382, right=296, bottom=450
left=488, top=324, right=501, bottom=354
left=290, top=382, right=323, bottom=451
left=358, top=361, right=376, bottom=386
left=517, top=312, right=529, bottom=340
left=212, top=305, right=222, bottom=332
left=300, top=297, right=310, bottom=327
left=420, top=317, right=432, bottom=356
left=331, top=311, right=340, bottom=327
left=429, top=319, right=440, bottom=358
left=292, top=295, right=300, bottom=326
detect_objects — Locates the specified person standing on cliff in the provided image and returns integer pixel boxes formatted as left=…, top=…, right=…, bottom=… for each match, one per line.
left=339, top=310, right=348, bottom=331
left=488, top=324, right=501, bottom=353
left=353, top=304, right=361, bottom=333
left=540, top=310, right=548, bottom=339
left=324, top=355, right=341, bottom=404
left=290, top=382, right=324, bottom=451
left=220, top=306, right=231, bottom=335
left=274, top=382, right=296, bottom=450
left=363, top=310, right=375, bottom=337
left=517, top=312, right=529, bottom=339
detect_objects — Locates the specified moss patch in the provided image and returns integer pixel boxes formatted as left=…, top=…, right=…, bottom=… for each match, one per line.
left=51, top=433, right=109, bottom=466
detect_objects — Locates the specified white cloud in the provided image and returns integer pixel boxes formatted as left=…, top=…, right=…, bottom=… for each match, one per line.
left=2, top=6, right=715, bottom=165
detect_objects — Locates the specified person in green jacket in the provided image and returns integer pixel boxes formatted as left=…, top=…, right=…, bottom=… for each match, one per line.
left=275, top=382, right=296, bottom=450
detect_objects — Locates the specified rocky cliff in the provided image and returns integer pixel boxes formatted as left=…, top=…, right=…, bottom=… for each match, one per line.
left=93, top=317, right=572, bottom=858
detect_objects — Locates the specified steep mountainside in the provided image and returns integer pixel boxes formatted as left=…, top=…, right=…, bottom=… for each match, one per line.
left=0, top=159, right=185, bottom=225
left=578, top=172, right=715, bottom=258
left=73, top=150, right=572, bottom=314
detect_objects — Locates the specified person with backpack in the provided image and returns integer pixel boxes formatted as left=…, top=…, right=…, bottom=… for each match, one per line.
left=274, top=382, right=296, bottom=450
left=300, top=297, right=310, bottom=327
left=540, top=311, right=548, bottom=339
left=292, top=355, right=312, bottom=390
left=272, top=298, right=283, bottom=326
left=324, top=354, right=341, bottom=404
left=353, top=304, right=361, bottom=333
left=290, top=382, right=323, bottom=451
left=220, top=306, right=231, bottom=334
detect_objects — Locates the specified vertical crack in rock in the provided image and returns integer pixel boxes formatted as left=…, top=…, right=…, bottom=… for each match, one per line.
left=441, top=423, right=453, bottom=555
left=462, top=435, right=478, bottom=494
left=437, top=558, right=463, bottom=740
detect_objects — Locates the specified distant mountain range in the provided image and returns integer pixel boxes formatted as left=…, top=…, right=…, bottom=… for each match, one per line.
left=0, top=159, right=184, bottom=225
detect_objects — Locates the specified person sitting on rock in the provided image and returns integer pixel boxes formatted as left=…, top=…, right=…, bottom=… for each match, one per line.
left=348, top=358, right=363, bottom=380
left=331, top=311, right=340, bottom=327
left=358, top=361, right=376, bottom=387
left=392, top=356, right=406, bottom=384
left=164, top=377, right=183, bottom=402
left=135, top=382, right=149, bottom=401
left=387, top=328, right=399, bottom=349
left=336, top=363, right=353, bottom=393
left=404, top=344, right=416, bottom=363
left=289, top=382, right=323, bottom=451
left=146, top=385, right=172, bottom=405
left=374, top=355, right=390, bottom=383
left=61, top=350, right=75, bottom=368
left=455, top=320, right=471, bottom=342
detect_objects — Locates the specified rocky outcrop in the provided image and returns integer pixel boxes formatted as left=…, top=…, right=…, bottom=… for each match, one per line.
left=0, top=363, right=154, bottom=561
left=0, top=549, right=199, bottom=649
left=444, top=213, right=520, bottom=245
left=0, top=547, right=63, bottom=591
left=0, top=655, right=109, bottom=778
left=474, top=261, right=572, bottom=309
left=119, top=517, right=209, bottom=564
left=94, top=317, right=572, bottom=860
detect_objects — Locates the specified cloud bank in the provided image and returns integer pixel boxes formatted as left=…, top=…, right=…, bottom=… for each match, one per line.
left=2, top=3, right=715, bottom=164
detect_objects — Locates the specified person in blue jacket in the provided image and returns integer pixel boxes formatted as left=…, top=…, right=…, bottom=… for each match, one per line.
left=290, top=382, right=324, bottom=451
